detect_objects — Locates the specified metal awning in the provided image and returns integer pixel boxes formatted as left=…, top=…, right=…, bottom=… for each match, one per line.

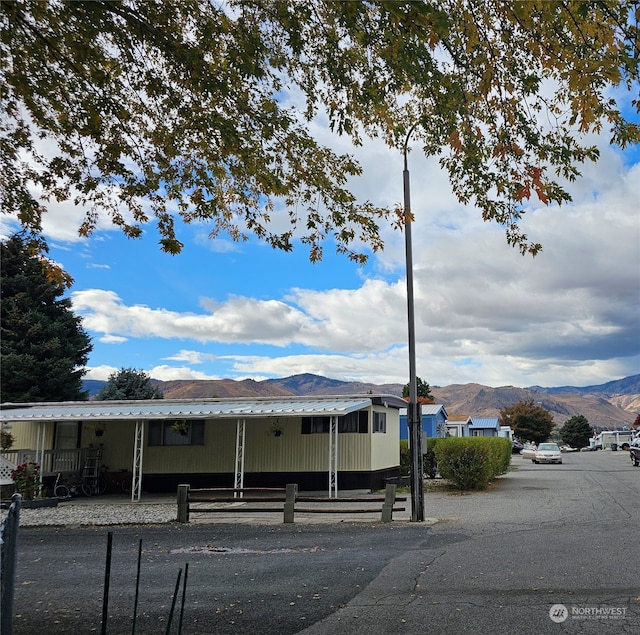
left=0, top=395, right=407, bottom=422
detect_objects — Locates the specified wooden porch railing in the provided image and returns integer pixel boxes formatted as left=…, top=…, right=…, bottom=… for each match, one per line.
left=0, top=449, right=85, bottom=476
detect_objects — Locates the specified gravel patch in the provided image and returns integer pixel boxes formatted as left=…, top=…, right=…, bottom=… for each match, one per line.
left=18, top=502, right=176, bottom=527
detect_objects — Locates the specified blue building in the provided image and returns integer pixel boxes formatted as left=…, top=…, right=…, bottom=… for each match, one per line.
left=469, top=417, right=501, bottom=436
left=399, top=404, right=449, bottom=440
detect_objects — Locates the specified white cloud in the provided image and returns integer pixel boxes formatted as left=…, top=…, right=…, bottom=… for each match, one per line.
left=99, top=334, right=127, bottom=344
left=73, top=285, right=408, bottom=351
left=145, top=365, right=222, bottom=381
left=84, top=365, right=119, bottom=381
left=163, top=350, right=218, bottom=364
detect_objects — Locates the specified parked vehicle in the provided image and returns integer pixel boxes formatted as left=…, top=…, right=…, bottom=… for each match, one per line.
left=590, top=431, right=633, bottom=451
left=534, top=442, right=563, bottom=464
left=512, top=439, right=524, bottom=454
left=630, top=434, right=640, bottom=467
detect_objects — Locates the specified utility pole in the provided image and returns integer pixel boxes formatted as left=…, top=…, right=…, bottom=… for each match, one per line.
left=403, top=126, right=425, bottom=522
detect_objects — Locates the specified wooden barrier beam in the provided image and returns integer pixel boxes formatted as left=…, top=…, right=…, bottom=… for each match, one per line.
left=177, top=482, right=405, bottom=523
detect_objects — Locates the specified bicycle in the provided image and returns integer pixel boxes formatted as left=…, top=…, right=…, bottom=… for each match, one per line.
left=81, top=472, right=107, bottom=497
left=53, top=472, right=81, bottom=499
left=101, top=468, right=132, bottom=494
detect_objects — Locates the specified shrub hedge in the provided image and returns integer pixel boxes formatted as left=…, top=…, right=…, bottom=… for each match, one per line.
left=401, top=436, right=512, bottom=490
left=431, top=437, right=512, bottom=490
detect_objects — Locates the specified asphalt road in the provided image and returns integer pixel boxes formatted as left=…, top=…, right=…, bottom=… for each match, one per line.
left=11, top=450, right=640, bottom=635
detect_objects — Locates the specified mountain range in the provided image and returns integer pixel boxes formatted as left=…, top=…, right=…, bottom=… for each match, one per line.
left=84, top=373, right=640, bottom=430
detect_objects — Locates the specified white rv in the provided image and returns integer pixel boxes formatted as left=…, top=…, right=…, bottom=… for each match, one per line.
left=589, top=430, right=633, bottom=451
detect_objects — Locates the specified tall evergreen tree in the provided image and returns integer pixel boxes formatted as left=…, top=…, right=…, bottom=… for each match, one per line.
left=402, top=376, right=434, bottom=403
left=559, top=415, right=593, bottom=450
left=96, top=368, right=163, bottom=401
left=0, top=233, right=92, bottom=402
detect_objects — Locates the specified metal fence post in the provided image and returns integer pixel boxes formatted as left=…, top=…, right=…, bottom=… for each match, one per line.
left=1, top=493, right=22, bottom=635
left=177, top=484, right=190, bottom=523
left=381, top=483, right=397, bottom=522
left=283, top=483, right=297, bottom=523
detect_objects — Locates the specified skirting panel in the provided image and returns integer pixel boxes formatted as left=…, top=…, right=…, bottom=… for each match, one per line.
left=142, top=467, right=401, bottom=493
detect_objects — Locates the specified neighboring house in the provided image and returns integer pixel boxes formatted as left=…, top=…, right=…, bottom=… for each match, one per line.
left=500, top=425, right=514, bottom=440
left=469, top=417, right=501, bottom=437
left=0, top=394, right=407, bottom=499
left=399, top=410, right=502, bottom=440
left=399, top=404, right=449, bottom=440
left=446, top=415, right=473, bottom=438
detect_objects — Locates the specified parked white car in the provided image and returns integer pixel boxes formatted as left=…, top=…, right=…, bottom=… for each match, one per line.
left=534, top=442, right=563, bottom=464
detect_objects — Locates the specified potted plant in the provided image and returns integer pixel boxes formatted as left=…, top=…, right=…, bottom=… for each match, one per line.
left=170, top=420, right=190, bottom=436
left=1, top=428, right=15, bottom=451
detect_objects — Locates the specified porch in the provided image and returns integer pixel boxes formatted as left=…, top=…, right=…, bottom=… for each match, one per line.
left=1, top=448, right=86, bottom=476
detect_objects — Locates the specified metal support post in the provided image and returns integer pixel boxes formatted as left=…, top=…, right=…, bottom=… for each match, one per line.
left=404, top=126, right=425, bottom=522
left=329, top=415, right=338, bottom=498
left=234, top=418, right=245, bottom=497
left=132, top=420, right=144, bottom=502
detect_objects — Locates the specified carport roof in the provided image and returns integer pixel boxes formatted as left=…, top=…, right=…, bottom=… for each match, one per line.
left=0, top=394, right=408, bottom=422
left=469, top=417, right=500, bottom=429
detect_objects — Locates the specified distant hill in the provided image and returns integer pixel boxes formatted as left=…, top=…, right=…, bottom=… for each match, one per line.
left=83, top=373, right=638, bottom=429
left=429, top=383, right=636, bottom=430
left=527, top=374, right=640, bottom=397
left=83, top=380, right=108, bottom=397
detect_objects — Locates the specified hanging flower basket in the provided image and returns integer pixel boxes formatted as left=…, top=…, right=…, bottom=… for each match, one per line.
left=170, top=420, right=190, bottom=436
left=268, top=420, right=284, bottom=437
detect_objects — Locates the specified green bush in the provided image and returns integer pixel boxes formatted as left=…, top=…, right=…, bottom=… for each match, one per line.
left=401, top=438, right=441, bottom=478
left=487, top=437, right=512, bottom=476
left=423, top=437, right=441, bottom=478
left=433, top=437, right=511, bottom=490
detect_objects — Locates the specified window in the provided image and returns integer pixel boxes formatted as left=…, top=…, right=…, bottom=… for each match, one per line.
left=301, top=416, right=330, bottom=434
left=148, top=420, right=205, bottom=446
left=372, top=412, right=386, bottom=433
left=339, top=411, right=368, bottom=433
left=301, top=411, right=369, bottom=434
left=55, top=421, right=79, bottom=449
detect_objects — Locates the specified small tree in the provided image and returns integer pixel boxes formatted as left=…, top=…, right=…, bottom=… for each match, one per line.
left=559, top=415, right=593, bottom=450
left=402, top=377, right=434, bottom=403
left=499, top=400, right=554, bottom=446
left=96, top=368, right=163, bottom=401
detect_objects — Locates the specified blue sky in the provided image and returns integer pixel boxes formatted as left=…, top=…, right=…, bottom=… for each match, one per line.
left=2, top=99, right=639, bottom=389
